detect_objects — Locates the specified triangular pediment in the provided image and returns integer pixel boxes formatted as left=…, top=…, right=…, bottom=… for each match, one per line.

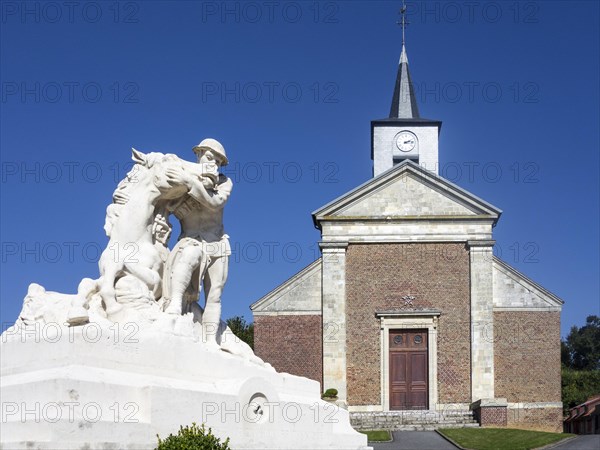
left=250, top=259, right=322, bottom=315
left=313, top=160, right=501, bottom=223
left=493, top=257, right=563, bottom=310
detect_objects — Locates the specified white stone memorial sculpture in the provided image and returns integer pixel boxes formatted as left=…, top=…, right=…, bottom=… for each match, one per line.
left=0, top=140, right=370, bottom=450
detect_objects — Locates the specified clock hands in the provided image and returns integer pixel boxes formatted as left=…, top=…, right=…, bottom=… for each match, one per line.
left=396, top=131, right=416, bottom=152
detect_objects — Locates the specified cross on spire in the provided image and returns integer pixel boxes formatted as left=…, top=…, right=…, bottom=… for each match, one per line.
left=397, top=0, right=409, bottom=47
left=389, top=1, right=420, bottom=119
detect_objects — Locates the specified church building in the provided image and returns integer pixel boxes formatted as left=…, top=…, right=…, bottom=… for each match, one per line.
left=250, top=41, right=563, bottom=432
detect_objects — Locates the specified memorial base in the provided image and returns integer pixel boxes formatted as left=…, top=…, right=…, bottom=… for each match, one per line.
left=1, top=324, right=370, bottom=450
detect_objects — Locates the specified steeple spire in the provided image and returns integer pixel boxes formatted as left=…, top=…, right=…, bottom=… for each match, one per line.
left=400, top=0, right=407, bottom=47
left=389, top=2, right=420, bottom=119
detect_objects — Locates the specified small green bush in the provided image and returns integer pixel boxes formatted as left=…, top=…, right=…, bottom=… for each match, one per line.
left=322, top=388, right=338, bottom=399
left=156, top=422, right=231, bottom=450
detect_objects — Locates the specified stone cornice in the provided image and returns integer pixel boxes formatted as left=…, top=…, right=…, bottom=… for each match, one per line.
left=466, top=239, right=496, bottom=248
left=319, top=241, right=349, bottom=250
left=319, top=215, right=497, bottom=222
left=375, top=309, right=442, bottom=317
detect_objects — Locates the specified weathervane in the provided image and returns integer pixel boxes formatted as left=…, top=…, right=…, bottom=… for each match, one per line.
left=396, top=0, right=409, bottom=46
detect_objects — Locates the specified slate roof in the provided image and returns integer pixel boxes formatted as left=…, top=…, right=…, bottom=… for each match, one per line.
left=390, top=44, right=420, bottom=119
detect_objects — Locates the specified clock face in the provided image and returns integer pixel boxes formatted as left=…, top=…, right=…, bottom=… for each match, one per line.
left=396, top=131, right=417, bottom=152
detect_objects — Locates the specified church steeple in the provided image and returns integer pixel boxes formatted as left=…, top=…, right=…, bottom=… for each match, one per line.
left=371, top=3, right=441, bottom=177
left=389, top=44, right=420, bottom=119
left=390, top=3, right=419, bottom=119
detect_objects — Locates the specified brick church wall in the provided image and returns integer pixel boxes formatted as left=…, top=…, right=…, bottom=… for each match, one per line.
left=345, top=243, right=471, bottom=406
left=506, top=407, right=563, bottom=433
left=253, top=315, right=323, bottom=385
left=494, top=310, right=562, bottom=432
left=475, top=406, right=508, bottom=427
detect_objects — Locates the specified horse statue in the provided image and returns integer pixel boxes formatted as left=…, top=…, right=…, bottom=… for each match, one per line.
left=11, top=145, right=263, bottom=363
left=99, top=150, right=180, bottom=312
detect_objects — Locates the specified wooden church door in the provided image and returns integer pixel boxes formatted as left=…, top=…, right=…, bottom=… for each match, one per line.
left=389, top=329, right=428, bottom=410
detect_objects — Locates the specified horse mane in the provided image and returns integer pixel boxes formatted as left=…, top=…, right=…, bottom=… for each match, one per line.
left=113, top=163, right=148, bottom=202
left=104, top=152, right=164, bottom=237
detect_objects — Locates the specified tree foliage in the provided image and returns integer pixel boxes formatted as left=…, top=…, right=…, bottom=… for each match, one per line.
left=226, top=316, right=254, bottom=350
left=562, top=315, right=600, bottom=370
left=156, top=423, right=230, bottom=450
left=561, top=368, right=600, bottom=412
left=561, top=315, right=600, bottom=413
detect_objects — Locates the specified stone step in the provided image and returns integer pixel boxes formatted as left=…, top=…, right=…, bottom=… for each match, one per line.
left=353, top=422, right=478, bottom=428
left=351, top=412, right=473, bottom=417
left=352, top=412, right=473, bottom=415
left=350, top=410, right=480, bottom=431
left=396, top=418, right=476, bottom=422
left=353, top=418, right=478, bottom=423
left=350, top=415, right=476, bottom=421
left=351, top=417, right=475, bottom=423
left=387, top=423, right=480, bottom=431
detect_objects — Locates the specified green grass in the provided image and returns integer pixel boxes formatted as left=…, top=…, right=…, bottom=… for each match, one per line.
left=438, top=428, right=575, bottom=450
left=360, top=430, right=391, bottom=442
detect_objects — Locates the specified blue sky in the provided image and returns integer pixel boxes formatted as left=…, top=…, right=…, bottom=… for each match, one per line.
left=1, top=1, right=598, bottom=337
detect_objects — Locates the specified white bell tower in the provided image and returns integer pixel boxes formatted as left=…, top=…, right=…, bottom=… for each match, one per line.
left=371, top=7, right=441, bottom=177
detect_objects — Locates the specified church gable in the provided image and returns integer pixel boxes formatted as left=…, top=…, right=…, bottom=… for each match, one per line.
left=340, top=172, right=478, bottom=217
left=250, top=258, right=322, bottom=315
left=313, top=161, right=501, bottom=222
left=493, top=257, right=563, bottom=311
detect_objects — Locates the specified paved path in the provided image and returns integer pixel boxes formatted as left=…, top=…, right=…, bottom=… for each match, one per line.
left=549, top=435, right=600, bottom=449
left=371, top=431, right=458, bottom=450
left=369, top=431, right=600, bottom=450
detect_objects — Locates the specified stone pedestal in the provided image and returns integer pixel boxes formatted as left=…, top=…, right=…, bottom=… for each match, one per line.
left=471, top=398, right=508, bottom=427
left=1, top=324, right=370, bottom=450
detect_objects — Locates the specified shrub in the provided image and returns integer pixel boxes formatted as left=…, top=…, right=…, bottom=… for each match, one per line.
left=156, top=422, right=231, bottom=450
left=226, top=316, right=254, bottom=349
left=322, top=388, right=338, bottom=399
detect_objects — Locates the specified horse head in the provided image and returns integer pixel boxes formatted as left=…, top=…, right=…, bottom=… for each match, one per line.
left=99, top=148, right=189, bottom=316
left=131, top=148, right=189, bottom=200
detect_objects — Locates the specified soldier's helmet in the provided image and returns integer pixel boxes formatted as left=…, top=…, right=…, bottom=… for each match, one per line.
left=192, top=138, right=228, bottom=166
